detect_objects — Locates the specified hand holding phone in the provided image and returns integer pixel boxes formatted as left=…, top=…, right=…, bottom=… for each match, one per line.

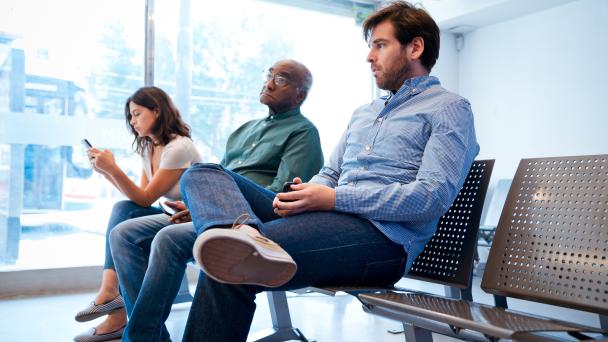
left=159, top=201, right=176, bottom=216
left=82, top=139, right=96, bottom=167
left=161, top=201, right=192, bottom=223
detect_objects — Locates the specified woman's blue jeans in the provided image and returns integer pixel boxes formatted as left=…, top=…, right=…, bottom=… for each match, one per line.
left=104, top=200, right=162, bottom=269
left=110, top=214, right=193, bottom=342
left=181, top=163, right=408, bottom=342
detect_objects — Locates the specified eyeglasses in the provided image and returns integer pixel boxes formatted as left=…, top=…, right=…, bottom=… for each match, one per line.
left=264, top=72, right=291, bottom=87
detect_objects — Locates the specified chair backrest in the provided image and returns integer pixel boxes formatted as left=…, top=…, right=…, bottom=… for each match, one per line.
left=482, top=155, right=608, bottom=316
left=406, top=160, right=494, bottom=288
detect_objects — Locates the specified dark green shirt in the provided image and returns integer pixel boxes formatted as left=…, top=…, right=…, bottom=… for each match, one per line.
left=221, top=108, right=324, bottom=192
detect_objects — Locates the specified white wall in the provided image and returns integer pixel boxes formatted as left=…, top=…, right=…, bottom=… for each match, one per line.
left=431, top=32, right=459, bottom=93
left=458, top=0, right=608, bottom=181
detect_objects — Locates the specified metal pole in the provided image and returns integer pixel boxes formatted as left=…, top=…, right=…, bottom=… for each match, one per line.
left=2, top=48, right=25, bottom=264
left=144, top=0, right=155, bottom=86
left=176, top=0, right=192, bottom=122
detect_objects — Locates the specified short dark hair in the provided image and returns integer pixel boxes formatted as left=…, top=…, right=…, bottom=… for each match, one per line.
left=124, top=86, right=191, bottom=155
left=363, top=1, right=440, bottom=72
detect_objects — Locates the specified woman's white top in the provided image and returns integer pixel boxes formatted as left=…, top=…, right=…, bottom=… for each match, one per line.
left=142, top=135, right=202, bottom=200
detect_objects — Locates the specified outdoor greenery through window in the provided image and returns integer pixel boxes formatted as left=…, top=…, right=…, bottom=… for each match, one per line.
left=0, top=0, right=372, bottom=270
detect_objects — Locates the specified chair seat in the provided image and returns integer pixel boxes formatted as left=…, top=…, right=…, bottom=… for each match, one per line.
left=359, top=291, right=607, bottom=340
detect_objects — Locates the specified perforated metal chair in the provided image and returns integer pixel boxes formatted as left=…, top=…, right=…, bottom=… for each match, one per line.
left=360, top=155, right=608, bottom=341
left=322, top=160, right=494, bottom=294
left=481, top=154, right=608, bottom=334
left=264, top=160, right=494, bottom=341
left=355, top=159, right=494, bottom=339
left=405, top=159, right=494, bottom=300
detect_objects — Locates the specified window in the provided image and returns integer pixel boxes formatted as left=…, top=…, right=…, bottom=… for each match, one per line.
left=154, top=0, right=372, bottom=159
left=0, top=0, right=145, bottom=269
left=0, top=0, right=373, bottom=271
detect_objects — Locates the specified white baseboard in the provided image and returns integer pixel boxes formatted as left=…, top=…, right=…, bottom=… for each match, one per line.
left=0, top=264, right=201, bottom=299
left=0, top=265, right=103, bottom=298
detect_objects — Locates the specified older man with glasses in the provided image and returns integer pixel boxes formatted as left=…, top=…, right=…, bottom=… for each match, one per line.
left=103, top=59, right=323, bottom=342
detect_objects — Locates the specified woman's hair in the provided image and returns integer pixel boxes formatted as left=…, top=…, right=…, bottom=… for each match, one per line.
left=124, top=86, right=191, bottom=156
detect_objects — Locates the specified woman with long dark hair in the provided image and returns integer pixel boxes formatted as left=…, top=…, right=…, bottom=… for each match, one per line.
left=74, top=86, right=201, bottom=342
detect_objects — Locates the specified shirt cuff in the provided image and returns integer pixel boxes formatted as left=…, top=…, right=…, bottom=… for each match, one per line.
left=334, top=185, right=360, bottom=213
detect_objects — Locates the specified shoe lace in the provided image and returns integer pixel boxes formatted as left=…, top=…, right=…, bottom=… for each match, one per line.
left=231, top=213, right=275, bottom=245
left=231, top=213, right=250, bottom=230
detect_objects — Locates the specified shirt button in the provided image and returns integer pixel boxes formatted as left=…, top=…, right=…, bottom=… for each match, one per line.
left=262, top=123, right=267, bottom=127
left=365, top=145, right=371, bottom=151
left=377, top=117, right=383, bottom=122
left=270, top=116, right=274, bottom=120
left=237, top=160, right=242, bottom=165
left=251, top=143, right=256, bottom=147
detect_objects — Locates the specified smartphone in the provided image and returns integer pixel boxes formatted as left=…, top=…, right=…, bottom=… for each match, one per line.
left=281, top=182, right=296, bottom=202
left=282, top=181, right=295, bottom=193
left=82, top=138, right=93, bottom=149
left=82, top=139, right=95, bottom=165
left=159, top=201, right=176, bottom=216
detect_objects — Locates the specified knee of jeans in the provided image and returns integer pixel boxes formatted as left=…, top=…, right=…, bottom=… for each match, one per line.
left=151, top=228, right=187, bottom=259
left=188, top=162, right=224, bottom=173
left=109, top=222, right=130, bottom=249
left=110, top=200, right=136, bottom=215
left=181, top=163, right=223, bottom=192
left=180, top=171, right=194, bottom=199
left=152, top=228, right=174, bottom=249
left=180, top=168, right=194, bottom=191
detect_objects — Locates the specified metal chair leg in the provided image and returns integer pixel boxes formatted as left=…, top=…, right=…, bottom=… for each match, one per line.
left=403, top=321, right=433, bottom=342
left=248, top=291, right=310, bottom=342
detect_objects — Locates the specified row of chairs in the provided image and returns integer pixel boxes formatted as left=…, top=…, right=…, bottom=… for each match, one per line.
left=260, top=155, right=608, bottom=341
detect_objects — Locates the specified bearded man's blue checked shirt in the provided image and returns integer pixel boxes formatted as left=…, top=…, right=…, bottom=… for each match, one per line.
left=310, top=75, right=479, bottom=272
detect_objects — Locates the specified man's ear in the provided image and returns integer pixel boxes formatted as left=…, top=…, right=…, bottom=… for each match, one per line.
left=409, top=36, right=425, bottom=60
left=295, top=89, right=306, bottom=106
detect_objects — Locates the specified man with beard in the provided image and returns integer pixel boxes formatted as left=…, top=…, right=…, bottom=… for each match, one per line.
left=180, top=2, right=479, bottom=341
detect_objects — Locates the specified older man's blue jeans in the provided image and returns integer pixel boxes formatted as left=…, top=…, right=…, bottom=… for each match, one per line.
left=181, top=163, right=408, bottom=342
left=110, top=213, right=196, bottom=342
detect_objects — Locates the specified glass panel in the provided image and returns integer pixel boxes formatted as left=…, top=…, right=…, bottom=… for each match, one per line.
left=0, top=0, right=372, bottom=271
left=154, top=0, right=371, bottom=160
left=0, top=0, right=145, bottom=270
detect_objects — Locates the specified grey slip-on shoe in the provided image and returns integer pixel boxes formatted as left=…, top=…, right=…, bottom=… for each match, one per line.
left=74, top=296, right=125, bottom=322
left=73, top=326, right=124, bottom=342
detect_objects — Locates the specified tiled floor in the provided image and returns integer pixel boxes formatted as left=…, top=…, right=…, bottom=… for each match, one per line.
left=0, top=289, right=422, bottom=342
left=0, top=275, right=449, bottom=342
left=0, top=276, right=604, bottom=341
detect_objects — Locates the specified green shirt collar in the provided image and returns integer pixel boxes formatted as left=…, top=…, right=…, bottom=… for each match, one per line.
left=266, top=107, right=301, bottom=121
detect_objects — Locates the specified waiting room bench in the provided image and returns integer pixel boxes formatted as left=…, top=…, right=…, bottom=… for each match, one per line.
left=284, top=159, right=494, bottom=341
left=358, top=154, right=608, bottom=341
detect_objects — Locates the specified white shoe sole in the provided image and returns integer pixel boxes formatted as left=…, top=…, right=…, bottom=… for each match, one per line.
left=193, top=229, right=297, bottom=288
